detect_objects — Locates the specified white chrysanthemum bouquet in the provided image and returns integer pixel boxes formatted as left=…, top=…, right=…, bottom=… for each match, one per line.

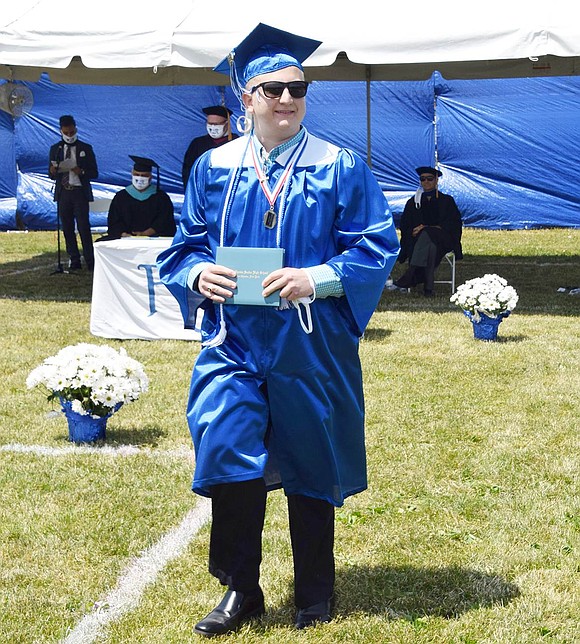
left=27, top=343, right=148, bottom=418
left=450, top=273, right=519, bottom=321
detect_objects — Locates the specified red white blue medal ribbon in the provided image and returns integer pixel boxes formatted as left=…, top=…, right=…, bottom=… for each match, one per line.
left=250, top=137, right=304, bottom=229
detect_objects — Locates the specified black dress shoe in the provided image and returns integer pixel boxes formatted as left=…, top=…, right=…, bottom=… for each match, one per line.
left=295, top=597, right=334, bottom=629
left=394, top=266, right=417, bottom=289
left=393, top=275, right=412, bottom=289
left=194, top=588, right=265, bottom=637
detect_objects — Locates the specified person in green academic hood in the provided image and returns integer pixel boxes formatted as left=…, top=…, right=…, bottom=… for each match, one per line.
left=96, top=155, right=176, bottom=241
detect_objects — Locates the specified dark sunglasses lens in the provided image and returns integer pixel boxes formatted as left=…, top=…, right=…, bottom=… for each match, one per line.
left=261, top=82, right=308, bottom=98
left=262, top=83, right=285, bottom=98
left=288, top=82, right=308, bottom=98
left=420, top=176, right=435, bottom=182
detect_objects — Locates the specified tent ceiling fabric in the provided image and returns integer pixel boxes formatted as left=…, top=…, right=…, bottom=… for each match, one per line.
left=1, top=0, right=580, bottom=84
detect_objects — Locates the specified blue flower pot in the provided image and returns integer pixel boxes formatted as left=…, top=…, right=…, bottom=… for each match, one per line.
left=463, top=310, right=509, bottom=342
left=60, top=400, right=118, bottom=443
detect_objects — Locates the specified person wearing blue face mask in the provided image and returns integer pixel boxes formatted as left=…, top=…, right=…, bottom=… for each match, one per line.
left=96, top=155, right=176, bottom=241
left=49, top=114, right=99, bottom=270
left=181, top=105, right=238, bottom=189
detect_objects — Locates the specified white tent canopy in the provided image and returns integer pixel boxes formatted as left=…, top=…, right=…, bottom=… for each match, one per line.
left=1, top=0, right=579, bottom=84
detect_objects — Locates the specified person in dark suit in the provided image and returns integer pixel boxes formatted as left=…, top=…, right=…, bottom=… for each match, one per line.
left=394, top=166, right=463, bottom=295
left=181, top=105, right=238, bottom=189
left=49, top=114, right=98, bottom=271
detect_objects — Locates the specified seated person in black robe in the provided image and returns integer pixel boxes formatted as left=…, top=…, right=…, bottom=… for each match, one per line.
left=97, top=155, right=176, bottom=241
left=394, top=166, right=463, bottom=296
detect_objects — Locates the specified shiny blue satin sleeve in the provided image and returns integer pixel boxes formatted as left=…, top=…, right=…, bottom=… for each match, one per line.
left=326, top=148, right=400, bottom=334
left=157, top=152, right=215, bottom=329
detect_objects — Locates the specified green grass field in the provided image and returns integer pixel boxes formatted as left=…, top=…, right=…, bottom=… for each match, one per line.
left=1, top=228, right=578, bottom=643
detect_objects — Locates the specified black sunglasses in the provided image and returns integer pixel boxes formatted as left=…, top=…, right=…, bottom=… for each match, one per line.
left=420, top=176, right=436, bottom=182
left=251, top=81, right=309, bottom=99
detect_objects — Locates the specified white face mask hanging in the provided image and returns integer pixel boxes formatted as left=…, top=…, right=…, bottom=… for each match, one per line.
left=62, top=133, right=78, bottom=144
left=132, top=176, right=151, bottom=190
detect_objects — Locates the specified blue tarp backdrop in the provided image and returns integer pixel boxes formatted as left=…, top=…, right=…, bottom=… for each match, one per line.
left=1, top=73, right=579, bottom=230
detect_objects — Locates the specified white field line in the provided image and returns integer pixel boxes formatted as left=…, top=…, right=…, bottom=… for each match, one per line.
left=61, top=498, right=211, bottom=644
left=1, top=263, right=54, bottom=276
left=1, top=441, right=204, bottom=641
left=0, top=443, right=193, bottom=459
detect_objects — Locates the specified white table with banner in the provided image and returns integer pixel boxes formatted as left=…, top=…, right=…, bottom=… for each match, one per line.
left=90, top=237, right=201, bottom=341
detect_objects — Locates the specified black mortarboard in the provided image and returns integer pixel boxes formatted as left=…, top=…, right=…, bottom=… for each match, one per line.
left=129, top=155, right=160, bottom=188
left=213, top=23, right=322, bottom=104
left=416, top=166, right=442, bottom=177
left=130, top=155, right=158, bottom=172
left=202, top=105, right=233, bottom=118
left=59, top=114, right=76, bottom=127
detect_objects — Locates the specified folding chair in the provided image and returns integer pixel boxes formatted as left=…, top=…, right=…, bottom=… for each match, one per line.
left=89, top=197, right=113, bottom=234
left=434, top=251, right=456, bottom=293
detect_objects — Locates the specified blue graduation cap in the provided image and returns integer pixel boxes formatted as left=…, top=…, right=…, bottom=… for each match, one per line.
left=214, top=23, right=322, bottom=103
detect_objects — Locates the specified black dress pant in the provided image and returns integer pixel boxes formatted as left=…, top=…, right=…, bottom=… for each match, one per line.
left=409, top=230, right=438, bottom=292
left=208, top=478, right=335, bottom=607
left=287, top=493, right=335, bottom=608
left=58, top=188, right=94, bottom=269
left=397, top=227, right=452, bottom=291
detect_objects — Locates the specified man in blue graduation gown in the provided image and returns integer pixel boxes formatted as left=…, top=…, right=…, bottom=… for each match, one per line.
left=158, top=23, right=400, bottom=637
